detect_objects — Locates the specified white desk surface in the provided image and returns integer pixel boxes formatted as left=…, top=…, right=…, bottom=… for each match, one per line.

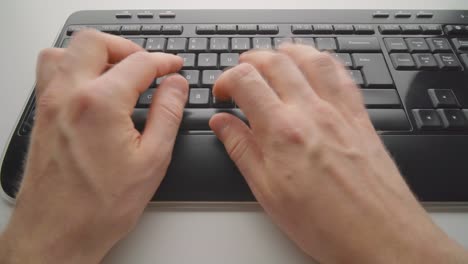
left=1, top=1, right=468, bottom=263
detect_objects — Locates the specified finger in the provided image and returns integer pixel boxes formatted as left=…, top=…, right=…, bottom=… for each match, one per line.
left=95, top=52, right=183, bottom=113
left=141, top=74, right=189, bottom=155
left=213, top=63, right=283, bottom=129
left=35, top=48, right=65, bottom=98
left=279, top=44, right=365, bottom=115
left=209, top=113, right=265, bottom=193
left=239, top=50, right=317, bottom=104
left=59, top=29, right=143, bottom=80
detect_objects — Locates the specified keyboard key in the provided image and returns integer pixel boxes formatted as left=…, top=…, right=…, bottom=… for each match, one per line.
left=188, top=38, right=208, bottom=52
left=291, top=24, right=313, bottom=34
left=162, top=25, right=183, bottom=35
left=337, top=37, right=381, bottom=52
left=421, top=25, right=442, bottom=35
left=231, top=38, right=251, bottom=52
left=362, top=89, right=401, bottom=108
left=253, top=38, right=272, bottom=49
left=138, top=89, right=156, bottom=107
left=390, top=53, right=416, bottom=70
left=99, top=25, right=122, bottom=34
left=210, top=38, right=230, bottom=52
left=368, top=109, right=410, bottom=131
left=258, top=24, right=279, bottom=34
left=177, top=53, right=196, bottom=68
left=379, top=25, right=401, bottom=34
left=238, top=24, right=258, bottom=34
left=452, top=38, right=468, bottom=51
left=198, top=53, right=218, bottom=68
left=427, top=38, right=451, bottom=52
left=220, top=53, right=240, bottom=68
left=437, top=109, right=468, bottom=129
left=348, top=70, right=364, bottom=86
left=416, top=12, right=433, bottom=18
left=133, top=108, right=410, bottom=132
left=394, top=12, right=412, bottom=18
left=137, top=12, right=154, bottom=19
left=461, top=54, right=468, bottom=68
left=180, top=70, right=200, bottom=86
left=141, top=25, right=161, bottom=35
left=372, top=12, right=390, bottom=18
left=213, top=97, right=235, bottom=108
left=189, top=88, right=210, bottom=107
left=413, top=53, right=438, bottom=70
left=444, top=25, right=465, bottom=35
left=354, top=25, right=375, bottom=34
left=314, top=24, right=334, bottom=34
left=202, top=70, right=223, bottom=85
left=316, top=38, right=337, bottom=51
left=412, top=109, right=443, bottom=130
left=333, top=24, right=354, bottom=34
left=293, top=38, right=315, bottom=47
left=428, top=89, right=460, bottom=108
left=401, top=25, right=422, bottom=34
left=274, top=38, right=293, bottom=49
left=384, top=38, right=408, bottom=52
left=196, top=25, right=216, bottom=34
left=434, top=53, right=461, bottom=70
left=127, top=38, right=146, bottom=47
left=332, top=53, right=353, bottom=68
left=146, top=38, right=166, bottom=52
left=121, top=25, right=142, bottom=35
left=166, top=38, right=187, bottom=52
left=352, top=54, right=393, bottom=87
left=217, top=24, right=237, bottom=34
left=405, top=38, right=430, bottom=52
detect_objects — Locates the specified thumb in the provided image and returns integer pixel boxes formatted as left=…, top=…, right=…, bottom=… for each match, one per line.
left=209, top=113, right=264, bottom=190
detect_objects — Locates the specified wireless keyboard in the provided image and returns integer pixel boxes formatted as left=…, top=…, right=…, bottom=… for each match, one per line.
left=2, top=9, right=468, bottom=204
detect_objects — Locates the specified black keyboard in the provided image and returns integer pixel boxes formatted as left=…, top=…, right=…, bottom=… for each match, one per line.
left=2, top=10, right=468, bottom=204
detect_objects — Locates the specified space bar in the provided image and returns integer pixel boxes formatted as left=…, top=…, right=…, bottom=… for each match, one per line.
left=132, top=108, right=410, bottom=131
left=132, top=109, right=248, bottom=131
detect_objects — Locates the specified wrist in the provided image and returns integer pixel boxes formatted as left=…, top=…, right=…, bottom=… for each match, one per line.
left=0, top=203, right=124, bottom=264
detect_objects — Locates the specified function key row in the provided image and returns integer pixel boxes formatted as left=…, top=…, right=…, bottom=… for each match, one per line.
left=444, top=25, right=468, bottom=36
left=66, top=24, right=183, bottom=35
left=291, top=24, right=375, bottom=35
left=196, top=24, right=279, bottom=35
left=379, top=24, right=442, bottom=35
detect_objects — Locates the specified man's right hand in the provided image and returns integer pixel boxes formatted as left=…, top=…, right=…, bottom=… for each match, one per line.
left=210, top=44, right=468, bottom=264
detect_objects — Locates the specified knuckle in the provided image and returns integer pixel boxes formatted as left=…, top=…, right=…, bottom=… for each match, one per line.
left=227, top=135, right=250, bottom=163
left=274, top=115, right=308, bottom=146
left=230, top=63, right=262, bottom=86
left=312, top=102, right=341, bottom=130
left=37, top=48, right=59, bottom=64
left=266, top=53, right=291, bottom=67
left=68, top=87, right=100, bottom=118
left=312, top=52, right=335, bottom=69
left=130, top=51, right=152, bottom=63
left=36, top=91, right=60, bottom=120
left=308, top=52, right=336, bottom=71
left=159, top=100, right=185, bottom=126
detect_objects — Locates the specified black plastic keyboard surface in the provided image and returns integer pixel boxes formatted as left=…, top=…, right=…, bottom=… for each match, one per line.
left=2, top=10, right=468, bottom=203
